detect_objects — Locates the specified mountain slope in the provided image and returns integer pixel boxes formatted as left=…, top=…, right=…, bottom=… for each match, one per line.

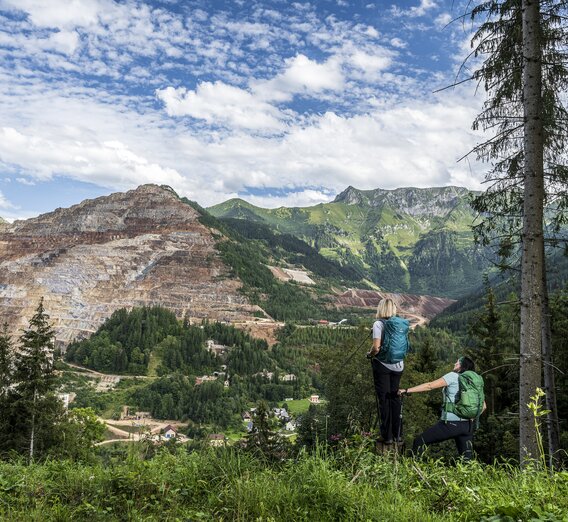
left=0, top=185, right=260, bottom=346
left=209, top=186, right=486, bottom=298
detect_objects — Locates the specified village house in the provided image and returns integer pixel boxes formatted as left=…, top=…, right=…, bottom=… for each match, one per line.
left=273, top=408, right=290, bottom=421
left=253, top=369, right=274, bottom=380
left=285, top=420, right=297, bottom=431
left=309, top=395, right=320, bottom=404
left=120, top=406, right=151, bottom=421
left=206, top=340, right=228, bottom=357
left=280, top=374, right=297, bottom=382
left=207, top=433, right=225, bottom=447
left=57, top=392, right=76, bottom=410
left=162, top=425, right=178, bottom=439
left=195, top=375, right=218, bottom=386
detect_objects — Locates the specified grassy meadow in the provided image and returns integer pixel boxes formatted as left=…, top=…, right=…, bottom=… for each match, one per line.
left=0, top=443, right=566, bottom=521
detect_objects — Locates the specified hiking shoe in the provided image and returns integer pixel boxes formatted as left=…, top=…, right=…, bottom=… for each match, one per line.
left=376, top=436, right=393, bottom=444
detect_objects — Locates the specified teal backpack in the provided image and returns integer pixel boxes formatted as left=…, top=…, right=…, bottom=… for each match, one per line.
left=443, top=370, right=485, bottom=423
left=376, top=316, right=411, bottom=364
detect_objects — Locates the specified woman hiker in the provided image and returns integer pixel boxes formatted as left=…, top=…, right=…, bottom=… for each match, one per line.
left=368, top=298, right=409, bottom=444
left=399, top=356, right=486, bottom=460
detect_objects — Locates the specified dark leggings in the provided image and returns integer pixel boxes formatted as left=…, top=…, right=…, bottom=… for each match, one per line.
left=412, top=420, right=474, bottom=460
left=371, top=359, right=402, bottom=441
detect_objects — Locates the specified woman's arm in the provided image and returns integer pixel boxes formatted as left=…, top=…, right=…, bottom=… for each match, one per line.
left=369, top=337, right=381, bottom=356
left=401, top=376, right=447, bottom=395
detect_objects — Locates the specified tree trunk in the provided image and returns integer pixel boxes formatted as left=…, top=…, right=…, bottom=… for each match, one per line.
left=542, top=263, right=560, bottom=467
left=29, top=388, right=36, bottom=463
left=519, top=0, right=544, bottom=465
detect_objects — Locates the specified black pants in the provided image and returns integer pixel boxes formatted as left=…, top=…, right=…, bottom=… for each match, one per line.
left=371, top=359, right=402, bottom=441
left=412, top=420, right=474, bottom=460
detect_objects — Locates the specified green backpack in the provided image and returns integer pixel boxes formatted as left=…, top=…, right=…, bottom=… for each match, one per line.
left=443, top=370, right=485, bottom=422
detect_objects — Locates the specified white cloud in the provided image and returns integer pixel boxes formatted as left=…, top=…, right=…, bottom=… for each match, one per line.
left=348, top=49, right=392, bottom=75
left=0, top=126, right=185, bottom=189
left=390, top=37, right=407, bottom=49
left=0, top=0, right=106, bottom=29
left=156, top=83, right=285, bottom=131
left=16, top=177, right=35, bottom=186
left=391, top=0, right=438, bottom=18
left=46, top=30, right=80, bottom=55
left=253, top=54, right=344, bottom=102
left=435, top=13, right=453, bottom=29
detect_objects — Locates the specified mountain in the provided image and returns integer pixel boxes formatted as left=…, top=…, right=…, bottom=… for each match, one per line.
left=0, top=185, right=260, bottom=346
left=0, top=185, right=461, bottom=347
left=209, top=186, right=487, bottom=298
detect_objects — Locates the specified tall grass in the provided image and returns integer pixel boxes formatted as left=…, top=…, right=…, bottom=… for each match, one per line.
left=0, top=444, right=566, bottom=521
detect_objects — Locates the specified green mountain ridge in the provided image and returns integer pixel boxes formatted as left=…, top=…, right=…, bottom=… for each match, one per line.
left=209, top=186, right=487, bottom=298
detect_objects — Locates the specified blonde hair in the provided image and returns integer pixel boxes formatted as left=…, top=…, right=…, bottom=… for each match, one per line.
left=376, top=298, right=396, bottom=319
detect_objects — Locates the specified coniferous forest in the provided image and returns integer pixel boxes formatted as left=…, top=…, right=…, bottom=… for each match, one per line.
left=2, top=292, right=568, bottom=520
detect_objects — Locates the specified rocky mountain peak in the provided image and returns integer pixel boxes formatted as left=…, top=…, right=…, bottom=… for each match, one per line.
left=0, top=184, right=259, bottom=346
left=333, top=185, right=471, bottom=218
left=7, top=183, right=199, bottom=237
left=333, top=186, right=367, bottom=205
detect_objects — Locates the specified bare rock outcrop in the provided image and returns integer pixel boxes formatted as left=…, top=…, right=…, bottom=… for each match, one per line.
left=0, top=185, right=259, bottom=346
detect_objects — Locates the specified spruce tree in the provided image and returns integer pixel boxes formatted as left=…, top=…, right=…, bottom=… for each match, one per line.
left=0, top=323, right=14, bottom=454
left=14, top=298, right=63, bottom=461
left=466, top=0, right=568, bottom=463
left=0, top=322, right=13, bottom=397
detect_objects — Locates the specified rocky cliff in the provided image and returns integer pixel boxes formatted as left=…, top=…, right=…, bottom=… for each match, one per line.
left=0, top=185, right=259, bottom=346
left=333, top=185, right=473, bottom=218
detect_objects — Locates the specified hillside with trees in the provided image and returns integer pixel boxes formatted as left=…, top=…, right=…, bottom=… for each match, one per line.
left=209, top=186, right=491, bottom=298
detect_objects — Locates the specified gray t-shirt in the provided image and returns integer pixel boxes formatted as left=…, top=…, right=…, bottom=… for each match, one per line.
left=372, top=320, right=404, bottom=372
left=441, top=371, right=462, bottom=421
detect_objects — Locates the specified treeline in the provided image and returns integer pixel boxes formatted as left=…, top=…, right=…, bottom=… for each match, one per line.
left=216, top=240, right=323, bottom=320
left=221, top=217, right=362, bottom=282
left=66, top=306, right=181, bottom=374
left=277, top=324, right=363, bottom=347
left=65, top=307, right=319, bottom=427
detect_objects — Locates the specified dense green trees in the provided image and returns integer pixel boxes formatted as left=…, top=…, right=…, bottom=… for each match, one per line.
left=12, top=298, right=63, bottom=461
left=0, top=299, right=104, bottom=462
left=66, top=306, right=181, bottom=374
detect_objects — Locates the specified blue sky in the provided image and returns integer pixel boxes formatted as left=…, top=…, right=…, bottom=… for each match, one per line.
left=0, top=0, right=485, bottom=220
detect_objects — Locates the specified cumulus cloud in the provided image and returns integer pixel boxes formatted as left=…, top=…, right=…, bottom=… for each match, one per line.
left=0, top=0, right=104, bottom=29
left=435, top=13, right=453, bottom=29
left=391, top=0, right=438, bottom=18
left=156, top=83, right=285, bottom=131
left=253, top=54, right=345, bottom=102
left=0, top=127, right=185, bottom=189
left=0, top=0, right=487, bottom=217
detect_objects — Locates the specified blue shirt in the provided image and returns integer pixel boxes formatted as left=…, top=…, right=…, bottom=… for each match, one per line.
left=441, top=371, right=462, bottom=421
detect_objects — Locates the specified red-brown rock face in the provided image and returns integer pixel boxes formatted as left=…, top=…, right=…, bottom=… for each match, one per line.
left=0, top=185, right=259, bottom=346
left=333, top=289, right=455, bottom=327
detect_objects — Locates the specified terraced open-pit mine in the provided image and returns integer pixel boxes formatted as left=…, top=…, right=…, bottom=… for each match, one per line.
left=0, top=184, right=260, bottom=347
